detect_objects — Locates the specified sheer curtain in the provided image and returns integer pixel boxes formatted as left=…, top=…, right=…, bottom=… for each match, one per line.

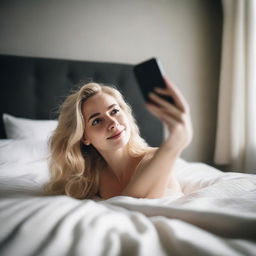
left=214, top=0, right=256, bottom=173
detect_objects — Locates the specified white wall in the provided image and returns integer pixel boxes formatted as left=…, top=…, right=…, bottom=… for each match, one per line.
left=0, top=0, right=222, bottom=164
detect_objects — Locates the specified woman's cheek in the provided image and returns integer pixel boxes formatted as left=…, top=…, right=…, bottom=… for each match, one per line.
left=123, top=117, right=131, bottom=134
left=120, top=114, right=129, bottom=124
left=84, top=125, right=101, bottom=141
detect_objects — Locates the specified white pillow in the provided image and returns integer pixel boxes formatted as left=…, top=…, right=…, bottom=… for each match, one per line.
left=0, top=139, right=51, bottom=189
left=3, top=113, right=58, bottom=140
left=0, top=139, right=50, bottom=165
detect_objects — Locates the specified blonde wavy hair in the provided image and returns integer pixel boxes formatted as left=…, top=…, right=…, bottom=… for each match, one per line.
left=44, top=82, right=148, bottom=199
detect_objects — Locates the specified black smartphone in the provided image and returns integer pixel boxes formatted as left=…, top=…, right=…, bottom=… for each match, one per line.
left=133, top=58, right=174, bottom=104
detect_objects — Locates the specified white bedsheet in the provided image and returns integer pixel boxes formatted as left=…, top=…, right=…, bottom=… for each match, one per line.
left=0, top=159, right=256, bottom=256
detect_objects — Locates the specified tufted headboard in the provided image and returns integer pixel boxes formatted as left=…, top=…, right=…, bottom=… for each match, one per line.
left=0, top=54, right=162, bottom=146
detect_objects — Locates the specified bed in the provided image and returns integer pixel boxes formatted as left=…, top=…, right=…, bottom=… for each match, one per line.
left=0, top=54, right=255, bottom=256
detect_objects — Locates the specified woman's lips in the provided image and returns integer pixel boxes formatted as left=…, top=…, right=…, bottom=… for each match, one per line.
left=107, top=130, right=124, bottom=140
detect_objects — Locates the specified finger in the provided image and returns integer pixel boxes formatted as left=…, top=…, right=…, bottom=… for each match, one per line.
left=146, top=103, right=179, bottom=126
left=148, top=92, right=183, bottom=121
left=160, top=77, right=190, bottom=112
left=155, top=85, right=189, bottom=113
left=149, top=91, right=174, bottom=109
left=154, top=86, right=186, bottom=113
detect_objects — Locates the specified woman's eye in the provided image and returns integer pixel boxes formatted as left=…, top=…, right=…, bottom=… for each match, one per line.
left=92, top=118, right=102, bottom=126
left=111, top=109, right=120, bottom=115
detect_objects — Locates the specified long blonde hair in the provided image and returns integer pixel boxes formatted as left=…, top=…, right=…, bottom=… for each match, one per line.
left=44, top=82, right=148, bottom=199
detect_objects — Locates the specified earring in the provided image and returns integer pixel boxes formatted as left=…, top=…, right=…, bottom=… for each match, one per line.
left=82, top=137, right=90, bottom=146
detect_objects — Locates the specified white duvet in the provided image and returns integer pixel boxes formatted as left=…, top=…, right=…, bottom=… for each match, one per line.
left=0, top=154, right=256, bottom=256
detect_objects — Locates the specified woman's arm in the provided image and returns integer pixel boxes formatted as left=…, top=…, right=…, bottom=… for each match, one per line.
left=121, top=78, right=193, bottom=198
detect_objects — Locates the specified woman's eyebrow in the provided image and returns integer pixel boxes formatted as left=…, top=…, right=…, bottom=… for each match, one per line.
left=87, top=104, right=117, bottom=122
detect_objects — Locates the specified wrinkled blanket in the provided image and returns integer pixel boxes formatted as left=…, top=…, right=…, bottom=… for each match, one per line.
left=0, top=160, right=256, bottom=256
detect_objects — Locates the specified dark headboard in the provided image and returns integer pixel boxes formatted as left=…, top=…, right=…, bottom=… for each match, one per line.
left=0, top=54, right=162, bottom=146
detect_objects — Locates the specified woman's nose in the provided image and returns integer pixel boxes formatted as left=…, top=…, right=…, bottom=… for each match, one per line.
left=108, top=117, right=119, bottom=130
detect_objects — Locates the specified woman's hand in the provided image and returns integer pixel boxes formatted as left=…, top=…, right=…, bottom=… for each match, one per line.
left=146, top=78, right=193, bottom=154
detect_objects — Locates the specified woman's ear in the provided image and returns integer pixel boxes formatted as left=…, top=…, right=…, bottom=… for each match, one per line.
left=82, top=135, right=91, bottom=146
left=82, top=140, right=91, bottom=146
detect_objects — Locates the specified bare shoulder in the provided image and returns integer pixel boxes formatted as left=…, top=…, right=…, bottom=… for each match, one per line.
left=99, top=147, right=159, bottom=199
left=143, top=147, right=158, bottom=160
left=135, top=147, right=159, bottom=170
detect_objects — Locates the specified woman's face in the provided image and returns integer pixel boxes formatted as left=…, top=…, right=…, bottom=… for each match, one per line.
left=81, top=92, right=131, bottom=153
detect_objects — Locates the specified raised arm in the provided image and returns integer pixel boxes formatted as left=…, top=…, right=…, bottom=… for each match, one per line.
left=121, top=78, right=193, bottom=198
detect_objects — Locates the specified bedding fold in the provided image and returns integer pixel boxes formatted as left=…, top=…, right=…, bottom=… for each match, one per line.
left=0, top=170, right=256, bottom=256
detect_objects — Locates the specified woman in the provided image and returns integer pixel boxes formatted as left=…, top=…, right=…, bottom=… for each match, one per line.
left=44, top=78, right=193, bottom=199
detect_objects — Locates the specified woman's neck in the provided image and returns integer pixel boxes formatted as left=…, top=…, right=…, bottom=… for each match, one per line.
left=100, top=147, right=143, bottom=183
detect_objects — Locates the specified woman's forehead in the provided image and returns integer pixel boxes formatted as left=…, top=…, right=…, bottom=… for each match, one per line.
left=82, top=92, right=118, bottom=116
